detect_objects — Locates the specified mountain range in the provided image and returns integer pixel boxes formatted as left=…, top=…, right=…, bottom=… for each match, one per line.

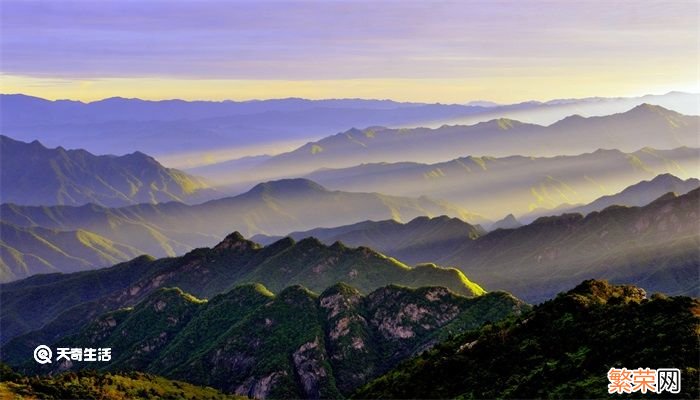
left=4, top=283, right=524, bottom=398
left=0, top=178, right=480, bottom=282
left=302, top=146, right=698, bottom=219
left=3, top=129, right=695, bottom=223
left=0, top=135, right=217, bottom=207
left=439, top=188, right=700, bottom=302
left=0, top=94, right=489, bottom=158
left=355, top=280, right=700, bottom=399
left=254, top=184, right=700, bottom=303
left=563, top=173, right=700, bottom=216
left=246, top=104, right=699, bottom=183
left=3, top=92, right=697, bottom=159
left=0, top=231, right=484, bottom=345
left=1, top=90, right=698, bottom=399
left=251, top=216, right=484, bottom=267
left=4, top=173, right=696, bottom=296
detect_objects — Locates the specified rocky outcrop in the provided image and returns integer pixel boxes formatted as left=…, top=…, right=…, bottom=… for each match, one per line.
left=292, top=337, right=330, bottom=399
left=235, top=371, right=287, bottom=400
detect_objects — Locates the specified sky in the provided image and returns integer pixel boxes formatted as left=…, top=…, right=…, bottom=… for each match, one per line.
left=1, top=0, right=698, bottom=103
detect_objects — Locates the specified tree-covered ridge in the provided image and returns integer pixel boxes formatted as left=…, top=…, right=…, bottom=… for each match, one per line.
left=1, top=233, right=484, bottom=347
left=0, top=363, right=244, bottom=400
left=9, top=283, right=527, bottom=399
left=354, top=280, right=700, bottom=399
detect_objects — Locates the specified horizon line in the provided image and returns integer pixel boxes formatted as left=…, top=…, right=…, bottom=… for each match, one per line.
left=1, top=90, right=697, bottom=107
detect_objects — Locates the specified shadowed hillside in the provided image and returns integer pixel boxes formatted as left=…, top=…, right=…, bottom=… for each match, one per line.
left=355, top=280, right=700, bottom=399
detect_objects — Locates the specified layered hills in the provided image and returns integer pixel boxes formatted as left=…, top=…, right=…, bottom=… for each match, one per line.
left=254, top=186, right=700, bottom=303
left=258, top=105, right=699, bottom=180
left=0, top=135, right=217, bottom=207
left=356, top=280, right=700, bottom=399
left=2, top=94, right=697, bottom=399
left=3, top=93, right=696, bottom=158
left=442, top=188, right=700, bottom=302
left=0, top=178, right=479, bottom=282
left=252, top=215, right=484, bottom=267
left=0, top=94, right=487, bottom=156
left=303, top=146, right=698, bottom=219
left=564, top=173, right=700, bottom=216
left=0, top=232, right=484, bottom=345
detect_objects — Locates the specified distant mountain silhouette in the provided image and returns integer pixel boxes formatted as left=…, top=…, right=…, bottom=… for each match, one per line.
left=258, top=105, right=699, bottom=179
left=0, top=135, right=218, bottom=207
left=2, top=92, right=697, bottom=159
left=0, top=94, right=488, bottom=156
left=564, top=173, right=700, bottom=215
left=489, top=214, right=522, bottom=230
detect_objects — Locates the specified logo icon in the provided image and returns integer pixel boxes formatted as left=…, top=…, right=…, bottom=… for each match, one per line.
left=33, top=345, right=52, bottom=364
left=608, top=367, right=681, bottom=394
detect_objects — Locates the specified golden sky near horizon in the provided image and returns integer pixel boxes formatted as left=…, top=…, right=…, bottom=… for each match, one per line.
left=1, top=1, right=698, bottom=103
left=3, top=72, right=699, bottom=104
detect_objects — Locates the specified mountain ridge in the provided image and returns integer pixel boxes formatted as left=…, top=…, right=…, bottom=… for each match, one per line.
left=0, top=178, right=482, bottom=282
left=563, top=173, right=700, bottom=216
left=3, top=92, right=698, bottom=164
left=252, top=215, right=485, bottom=268
left=355, top=279, right=700, bottom=399
left=0, top=135, right=218, bottom=207
left=440, top=188, right=700, bottom=302
left=250, top=186, right=700, bottom=303
left=0, top=231, right=486, bottom=345
left=257, top=104, right=699, bottom=180
left=303, top=146, right=698, bottom=219
left=0, top=221, right=144, bottom=281
left=3, top=281, right=526, bottom=398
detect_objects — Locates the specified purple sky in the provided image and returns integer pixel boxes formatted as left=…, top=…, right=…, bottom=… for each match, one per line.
left=1, top=0, right=698, bottom=102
